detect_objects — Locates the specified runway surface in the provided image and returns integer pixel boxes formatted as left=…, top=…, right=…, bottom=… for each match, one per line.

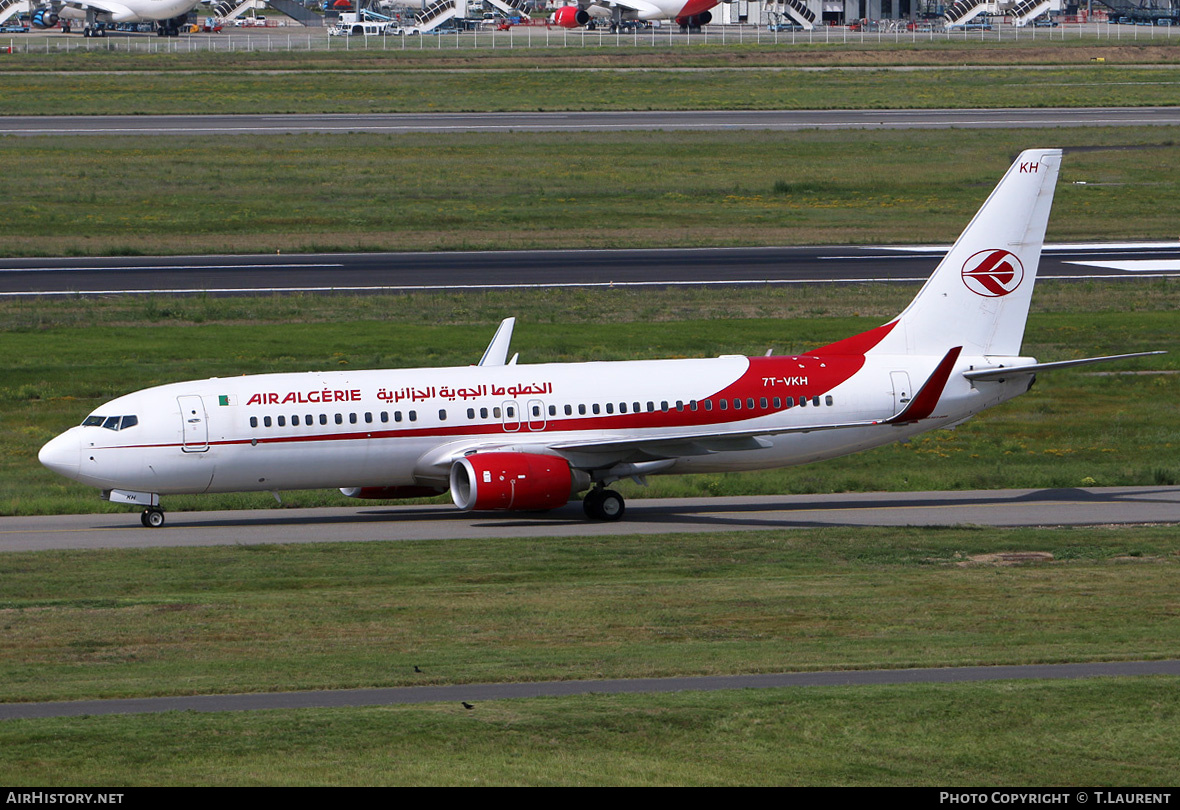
left=3, top=242, right=1179, bottom=296
left=4, top=660, right=1178, bottom=721
left=4, top=486, right=1178, bottom=552
left=4, top=108, right=1180, bottom=137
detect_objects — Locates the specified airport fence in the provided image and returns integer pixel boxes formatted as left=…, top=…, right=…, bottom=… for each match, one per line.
left=3, top=21, right=1177, bottom=54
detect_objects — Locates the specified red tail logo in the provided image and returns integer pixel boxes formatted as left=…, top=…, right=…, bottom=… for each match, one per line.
left=961, top=249, right=1024, bottom=297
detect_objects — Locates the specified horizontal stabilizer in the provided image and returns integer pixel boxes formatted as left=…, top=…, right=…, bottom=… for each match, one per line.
left=964, top=351, right=1166, bottom=382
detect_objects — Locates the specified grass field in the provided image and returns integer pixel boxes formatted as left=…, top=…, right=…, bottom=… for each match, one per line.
left=3, top=62, right=1180, bottom=115
left=2, top=677, right=1177, bottom=785
left=2, top=33, right=1178, bottom=119
left=2, top=128, right=1179, bottom=256
left=1, top=524, right=1178, bottom=784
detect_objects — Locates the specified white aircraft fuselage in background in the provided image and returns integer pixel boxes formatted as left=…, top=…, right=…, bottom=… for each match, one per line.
left=552, top=0, right=720, bottom=29
left=38, top=150, right=1162, bottom=527
left=32, top=0, right=199, bottom=33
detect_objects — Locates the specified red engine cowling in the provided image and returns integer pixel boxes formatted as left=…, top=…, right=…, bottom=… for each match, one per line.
left=675, top=11, right=712, bottom=27
left=553, top=6, right=590, bottom=28
left=450, top=452, right=574, bottom=512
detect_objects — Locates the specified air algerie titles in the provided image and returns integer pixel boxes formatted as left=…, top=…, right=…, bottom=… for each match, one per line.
left=246, top=389, right=362, bottom=406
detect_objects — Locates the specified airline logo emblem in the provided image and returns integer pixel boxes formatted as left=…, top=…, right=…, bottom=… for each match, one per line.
left=961, top=249, right=1024, bottom=297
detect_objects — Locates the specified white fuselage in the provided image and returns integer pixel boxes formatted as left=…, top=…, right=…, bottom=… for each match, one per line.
left=58, top=0, right=197, bottom=24
left=39, top=350, right=1029, bottom=498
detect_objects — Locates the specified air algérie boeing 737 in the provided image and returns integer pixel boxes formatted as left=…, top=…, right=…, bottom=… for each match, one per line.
left=39, top=149, right=1162, bottom=527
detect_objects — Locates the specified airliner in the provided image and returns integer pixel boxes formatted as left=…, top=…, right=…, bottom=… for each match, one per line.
left=552, top=0, right=720, bottom=32
left=30, top=0, right=199, bottom=36
left=39, top=149, right=1161, bottom=528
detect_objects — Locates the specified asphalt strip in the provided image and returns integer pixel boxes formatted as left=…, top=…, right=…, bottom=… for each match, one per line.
left=3, top=660, right=1179, bottom=721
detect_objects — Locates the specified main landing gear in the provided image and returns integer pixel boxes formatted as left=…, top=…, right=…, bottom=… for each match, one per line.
left=583, top=487, right=625, bottom=521
left=140, top=508, right=165, bottom=528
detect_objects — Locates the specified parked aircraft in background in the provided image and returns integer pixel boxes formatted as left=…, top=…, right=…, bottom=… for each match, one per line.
left=39, top=149, right=1162, bottom=528
left=30, top=0, right=199, bottom=36
left=552, top=0, right=721, bottom=32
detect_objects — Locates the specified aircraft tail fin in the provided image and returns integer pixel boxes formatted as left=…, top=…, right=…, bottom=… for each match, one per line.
left=861, top=148, right=1062, bottom=358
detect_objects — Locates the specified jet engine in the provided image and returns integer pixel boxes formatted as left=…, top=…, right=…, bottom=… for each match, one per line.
left=31, top=7, right=59, bottom=27
left=340, top=486, right=446, bottom=499
left=676, top=11, right=712, bottom=28
left=450, top=452, right=589, bottom=512
left=553, top=6, right=590, bottom=27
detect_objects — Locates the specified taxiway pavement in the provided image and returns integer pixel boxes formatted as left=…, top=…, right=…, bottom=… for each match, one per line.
left=3, top=486, right=1178, bottom=552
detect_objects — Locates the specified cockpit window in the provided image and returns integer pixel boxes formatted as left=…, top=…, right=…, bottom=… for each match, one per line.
left=82, top=415, right=139, bottom=431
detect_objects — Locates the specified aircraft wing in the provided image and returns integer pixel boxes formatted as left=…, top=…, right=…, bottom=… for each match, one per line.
left=550, top=347, right=965, bottom=459
left=589, top=0, right=664, bottom=15
left=963, top=351, right=1165, bottom=382
left=412, top=347, right=965, bottom=477
left=56, top=0, right=139, bottom=17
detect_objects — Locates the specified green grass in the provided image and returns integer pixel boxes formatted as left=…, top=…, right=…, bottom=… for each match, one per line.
left=2, top=129, right=1179, bottom=257
left=1, top=524, right=1179, bottom=785
left=2, top=678, right=1179, bottom=785
left=3, top=63, right=1179, bottom=115
left=1, top=525, right=1178, bottom=704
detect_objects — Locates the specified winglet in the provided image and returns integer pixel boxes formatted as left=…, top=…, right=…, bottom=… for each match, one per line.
left=478, top=318, right=516, bottom=367
left=885, top=347, right=963, bottom=424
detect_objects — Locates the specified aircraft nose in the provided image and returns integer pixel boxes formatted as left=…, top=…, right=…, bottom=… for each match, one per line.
left=39, top=431, right=81, bottom=480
